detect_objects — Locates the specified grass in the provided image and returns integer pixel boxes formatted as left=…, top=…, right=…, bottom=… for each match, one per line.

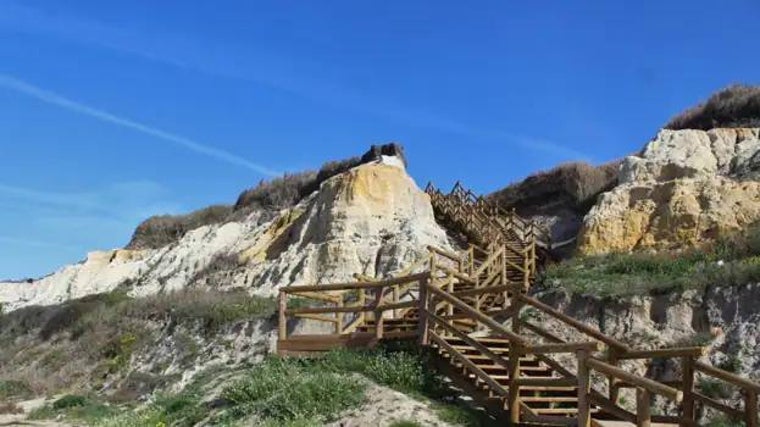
left=390, top=421, right=424, bottom=427
left=0, top=379, right=33, bottom=401
left=0, top=289, right=276, bottom=401
left=29, top=395, right=118, bottom=424
left=544, top=225, right=760, bottom=296
left=218, top=344, right=484, bottom=426
left=665, top=84, right=760, bottom=130
left=489, top=161, right=620, bottom=217
left=222, top=357, right=366, bottom=424
left=698, top=378, right=733, bottom=400
left=707, top=415, right=746, bottom=427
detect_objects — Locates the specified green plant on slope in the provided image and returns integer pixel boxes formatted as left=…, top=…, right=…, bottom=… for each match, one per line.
left=222, top=356, right=366, bottom=423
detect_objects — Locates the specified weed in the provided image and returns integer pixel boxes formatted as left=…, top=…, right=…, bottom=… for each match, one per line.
left=222, top=356, right=366, bottom=423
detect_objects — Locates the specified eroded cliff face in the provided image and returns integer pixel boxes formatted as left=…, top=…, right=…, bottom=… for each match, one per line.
left=0, top=156, right=453, bottom=312
left=578, top=128, right=760, bottom=254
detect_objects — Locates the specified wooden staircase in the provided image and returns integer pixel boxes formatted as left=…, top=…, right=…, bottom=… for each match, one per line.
left=276, top=184, right=760, bottom=427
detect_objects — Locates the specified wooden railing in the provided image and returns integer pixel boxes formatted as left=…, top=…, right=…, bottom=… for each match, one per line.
left=276, top=186, right=760, bottom=426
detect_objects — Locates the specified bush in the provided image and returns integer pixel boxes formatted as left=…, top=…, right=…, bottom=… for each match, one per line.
left=666, top=84, right=760, bottom=130
left=489, top=161, right=620, bottom=216
left=545, top=224, right=760, bottom=296
left=127, top=151, right=372, bottom=250
left=222, top=357, right=366, bottom=423
left=0, top=379, right=33, bottom=400
left=29, top=395, right=116, bottom=423
left=126, top=205, right=233, bottom=250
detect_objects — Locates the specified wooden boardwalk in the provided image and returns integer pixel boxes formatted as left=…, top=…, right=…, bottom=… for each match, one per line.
left=277, top=183, right=760, bottom=427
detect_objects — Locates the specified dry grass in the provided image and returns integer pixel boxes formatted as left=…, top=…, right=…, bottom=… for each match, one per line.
left=489, top=161, right=620, bottom=215
left=0, top=290, right=276, bottom=398
left=127, top=155, right=366, bottom=249
left=666, top=84, right=760, bottom=130
left=0, top=402, right=24, bottom=415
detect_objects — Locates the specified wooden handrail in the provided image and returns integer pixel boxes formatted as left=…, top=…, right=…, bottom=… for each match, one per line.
left=525, top=342, right=600, bottom=355
left=429, top=331, right=509, bottom=397
left=425, top=282, right=526, bottom=345
left=281, top=272, right=430, bottom=293
left=426, top=245, right=463, bottom=263
left=586, top=357, right=683, bottom=402
left=619, top=346, right=707, bottom=360
left=695, top=361, right=760, bottom=393
left=516, top=293, right=630, bottom=352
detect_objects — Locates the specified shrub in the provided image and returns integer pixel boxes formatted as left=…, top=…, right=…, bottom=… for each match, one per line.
left=0, top=379, right=33, bottom=400
left=30, top=395, right=116, bottom=423
left=545, top=224, right=760, bottom=296
left=222, top=357, right=366, bottom=423
left=126, top=205, right=233, bottom=250
left=0, top=402, right=24, bottom=415
left=666, top=84, right=760, bottom=130
left=489, top=161, right=620, bottom=216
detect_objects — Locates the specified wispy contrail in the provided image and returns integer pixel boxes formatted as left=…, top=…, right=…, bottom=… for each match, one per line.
left=0, top=74, right=282, bottom=177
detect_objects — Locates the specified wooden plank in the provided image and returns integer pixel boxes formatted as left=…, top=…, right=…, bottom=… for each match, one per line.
left=516, top=377, right=577, bottom=387
left=286, top=305, right=373, bottom=315
left=281, top=272, right=430, bottom=293
left=278, top=291, right=288, bottom=340
left=426, top=284, right=525, bottom=345
left=681, top=356, right=695, bottom=425
left=522, top=320, right=566, bottom=344
left=517, top=294, right=630, bottom=352
left=587, top=358, right=682, bottom=402
left=589, top=393, right=637, bottom=424
left=292, top=313, right=339, bottom=324
left=695, top=361, right=760, bottom=393
left=526, top=341, right=600, bottom=355
left=578, top=349, right=591, bottom=427
left=426, top=311, right=511, bottom=372
left=747, top=390, right=758, bottom=427
left=289, top=291, right=342, bottom=303
left=426, top=245, right=463, bottom=263
left=429, top=331, right=509, bottom=397
left=618, top=347, right=707, bottom=360
left=637, top=387, right=651, bottom=427
left=692, top=391, right=744, bottom=419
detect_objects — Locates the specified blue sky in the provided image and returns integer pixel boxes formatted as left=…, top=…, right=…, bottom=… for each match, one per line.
left=1, top=1, right=758, bottom=279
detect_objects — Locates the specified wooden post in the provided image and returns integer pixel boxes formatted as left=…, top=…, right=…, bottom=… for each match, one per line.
left=418, top=278, right=430, bottom=346
left=392, top=285, right=400, bottom=319
left=609, top=348, right=621, bottom=404
left=680, top=356, right=695, bottom=426
left=637, top=387, right=651, bottom=427
left=358, top=289, right=366, bottom=326
left=577, top=348, right=591, bottom=427
left=447, top=275, right=454, bottom=323
left=336, top=294, right=344, bottom=334
left=374, top=286, right=384, bottom=341
left=278, top=292, right=287, bottom=340
left=508, top=342, right=521, bottom=424
left=747, top=389, right=758, bottom=427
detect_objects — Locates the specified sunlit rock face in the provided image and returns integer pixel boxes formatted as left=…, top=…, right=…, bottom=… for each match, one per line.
left=578, top=128, right=760, bottom=254
left=0, top=156, right=453, bottom=312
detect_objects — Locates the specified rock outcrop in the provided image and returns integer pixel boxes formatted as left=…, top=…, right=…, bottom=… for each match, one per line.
left=0, top=156, right=452, bottom=312
left=578, top=128, right=760, bottom=254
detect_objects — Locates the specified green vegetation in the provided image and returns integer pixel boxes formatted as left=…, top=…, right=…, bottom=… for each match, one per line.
left=390, top=421, right=424, bottom=427
left=545, top=225, right=760, bottom=296
left=666, top=84, right=760, bottom=131
left=698, top=378, right=733, bottom=400
left=0, top=289, right=275, bottom=399
left=0, top=379, right=33, bottom=401
left=706, top=415, right=746, bottom=427
left=222, top=357, right=366, bottom=424
left=218, top=344, right=484, bottom=426
left=29, top=395, right=118, bottom=424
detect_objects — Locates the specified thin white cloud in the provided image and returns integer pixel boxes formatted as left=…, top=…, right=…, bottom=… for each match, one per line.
left=0, top=2, right=590, bottom=162
left=0, top=74, right=282, bottom=177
